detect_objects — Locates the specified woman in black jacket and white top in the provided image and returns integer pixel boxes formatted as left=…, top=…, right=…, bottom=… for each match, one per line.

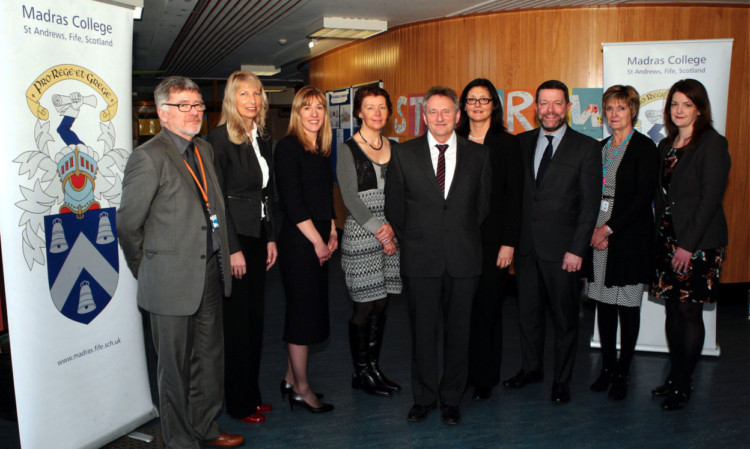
left=207, top=70, right=277, bottom=423
left=649, top=79, right=731, bottom=411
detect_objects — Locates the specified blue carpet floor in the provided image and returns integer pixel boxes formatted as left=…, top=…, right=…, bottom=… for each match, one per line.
left=1, top=253, right=748, bottom=448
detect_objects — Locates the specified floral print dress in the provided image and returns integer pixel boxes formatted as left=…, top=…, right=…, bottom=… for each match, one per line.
left=650, top=147, right=724, bottom=303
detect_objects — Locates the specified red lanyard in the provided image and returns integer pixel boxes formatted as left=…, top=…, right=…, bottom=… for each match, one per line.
left=183, top=145, right=210, bottom=209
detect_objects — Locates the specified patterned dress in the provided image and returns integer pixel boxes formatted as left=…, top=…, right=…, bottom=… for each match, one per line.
left=338, top=139, right=402, bottom=302
left=587, top=133, right=644, bottom=307
left=650, top=147, right=724, bottom=303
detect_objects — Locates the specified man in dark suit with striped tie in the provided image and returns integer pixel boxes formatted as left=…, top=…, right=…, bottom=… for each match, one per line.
left=385, top=86, right=491, bottom=425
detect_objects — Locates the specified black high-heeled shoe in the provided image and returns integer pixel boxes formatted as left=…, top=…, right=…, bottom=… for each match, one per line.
left=651, top=378, right=675, bottom=397
left=288, top=392, right=334, bottom=413
left=661, top=389, right=691, bottom=410
left=608, top=374, right=629, bottom=401
left=280, top=380, right=324, bottom=400
left=590, top=368, right=612, bottom=392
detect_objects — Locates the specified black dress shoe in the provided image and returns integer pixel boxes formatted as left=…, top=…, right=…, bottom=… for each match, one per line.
left=503, top=369, right=543, bottom=389
left=590, top=368, right=612, bottom=392
left=472, top=387, right=492, bottom=401
left=551, top=382, right=571, bottom=404
left=661, top=389, right=690, bottom=410
left=407, top=402, right=437, bottom=422
left=288, top=393, right=334, bottom=413
left=608, top=374, right=629, bottom=401
left=440, top=405, right=461, bottom=425
left=651, top=378, right=675, bottom=397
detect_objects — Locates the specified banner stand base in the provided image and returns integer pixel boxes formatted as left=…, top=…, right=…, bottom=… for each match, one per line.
left=128, top=431, right=155, bottom=443
left=589, top=336, right=721, bottom=356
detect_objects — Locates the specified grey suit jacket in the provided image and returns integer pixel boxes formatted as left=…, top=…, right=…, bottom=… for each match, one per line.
left=118, top=129, right=231, bottom=316
left=385, top=134, right=491, bottom=278
left=517, top=126, right=600, bottom=262
left=655, top=128, right=730, bottom=252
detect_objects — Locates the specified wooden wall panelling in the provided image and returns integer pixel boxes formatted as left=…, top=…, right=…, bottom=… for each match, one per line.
left=309, top=5, right=749, bottom=282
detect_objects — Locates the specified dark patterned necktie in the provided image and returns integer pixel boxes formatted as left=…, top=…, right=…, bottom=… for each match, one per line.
left=435, top=144, right=449, bottom=194
left=536, top=135, right=554, bottom=188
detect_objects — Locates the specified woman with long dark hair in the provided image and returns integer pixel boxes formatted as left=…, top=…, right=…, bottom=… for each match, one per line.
left=650, top=79, right=730, bottom=410
left=456, top=78, right=522, bottom=401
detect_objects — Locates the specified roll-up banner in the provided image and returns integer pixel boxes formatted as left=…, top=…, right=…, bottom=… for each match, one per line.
left=595, top=39, right=733, bottom=356
left=0, top=1, right=156, bottom=448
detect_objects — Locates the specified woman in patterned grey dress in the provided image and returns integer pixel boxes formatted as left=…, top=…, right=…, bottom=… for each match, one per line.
left=584, top=85, right=658, bottom=400
left=336, top=85, right=402, bottom=397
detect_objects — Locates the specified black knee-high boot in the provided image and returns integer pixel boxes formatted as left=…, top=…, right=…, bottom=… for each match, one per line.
left=349, top=321, right=391, bottom=397
left=367, top=312, right=401, bottom=393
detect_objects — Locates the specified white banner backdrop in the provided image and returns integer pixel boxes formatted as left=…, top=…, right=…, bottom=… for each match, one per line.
left=0, top=1, right=155, bottom=448
left=594, top=39, right=733, bottom=356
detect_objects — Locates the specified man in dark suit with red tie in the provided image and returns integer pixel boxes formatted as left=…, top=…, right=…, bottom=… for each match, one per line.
left=503, top=80, right=600, bottom=404
left=385, top=86, right=491, bottom=425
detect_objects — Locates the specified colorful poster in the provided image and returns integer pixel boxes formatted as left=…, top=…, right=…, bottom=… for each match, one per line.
left=0, top=1, right=155, bottom=448
left=570, top=88, right=603, bottom=139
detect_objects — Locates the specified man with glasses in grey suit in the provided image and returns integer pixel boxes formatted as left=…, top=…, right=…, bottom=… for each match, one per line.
left=118, top=77, right=242, bottom=449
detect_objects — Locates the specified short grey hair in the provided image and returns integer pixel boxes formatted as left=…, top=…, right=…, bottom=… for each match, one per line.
left=424, top=86, right=459, bottom=110
left=154, top=76, right=200, bottom=109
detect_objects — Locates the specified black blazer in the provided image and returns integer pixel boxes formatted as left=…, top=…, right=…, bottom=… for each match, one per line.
left=478, top=130, right=523, bottom=247
left=584, top=130, right=659, bottom=287
left=655, top=128, right=730, bottom=252
left=385, top=134, right=491, bottom=278
left=207, top=124, right=275, bottom=254
left=517, top=126, right=601, bottom=262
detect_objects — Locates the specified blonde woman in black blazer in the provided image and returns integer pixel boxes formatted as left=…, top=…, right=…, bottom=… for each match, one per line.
left=650, top=79, right=730, bottom=411
left=207, top=70, right=277, bottom=423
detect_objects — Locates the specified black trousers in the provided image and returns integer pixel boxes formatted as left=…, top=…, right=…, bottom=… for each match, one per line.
left=468, top=243, right=509, bottom=389
left=223, top=230, right=268, bottom=417
left=406, top=273, right=478, bottom=407
left=515, top=252, right=580, bottom=384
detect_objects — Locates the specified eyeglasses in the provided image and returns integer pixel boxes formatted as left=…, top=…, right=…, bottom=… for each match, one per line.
left=465, top=97, right=492, bottom=105
left=163, top=103, right=207, bottom=112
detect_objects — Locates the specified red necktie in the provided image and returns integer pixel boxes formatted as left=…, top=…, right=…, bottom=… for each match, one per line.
left=435, top=144, right=448, bottom=194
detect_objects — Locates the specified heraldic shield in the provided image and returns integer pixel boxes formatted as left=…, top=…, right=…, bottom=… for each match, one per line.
left=44, top=207, right=119, bottom=324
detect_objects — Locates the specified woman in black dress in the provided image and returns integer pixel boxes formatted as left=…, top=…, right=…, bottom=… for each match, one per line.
left=456, top=78, right=522, bottom=401
left=207, top=70, right=276, bottom=423
left=275, top=86, right=336, bottom=413
left=650, top=79, right=731, bottom=410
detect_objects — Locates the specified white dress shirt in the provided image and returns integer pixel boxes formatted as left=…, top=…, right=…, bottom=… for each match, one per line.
left=249, top=127, right=270, bottom=218
left=427, top=131, right=457, bottom=199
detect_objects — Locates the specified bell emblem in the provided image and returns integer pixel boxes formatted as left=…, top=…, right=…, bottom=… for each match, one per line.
left=77, top=281, right=96, bottom=314
left=95, top=212, right=115, bottom=245
left=49, top=218, right=69, bottom=253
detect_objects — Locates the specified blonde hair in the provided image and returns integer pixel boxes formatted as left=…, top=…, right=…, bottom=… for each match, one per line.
left=286, top=86, right=332, bottom=156
left=218, top=70, right=269, bottom=145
